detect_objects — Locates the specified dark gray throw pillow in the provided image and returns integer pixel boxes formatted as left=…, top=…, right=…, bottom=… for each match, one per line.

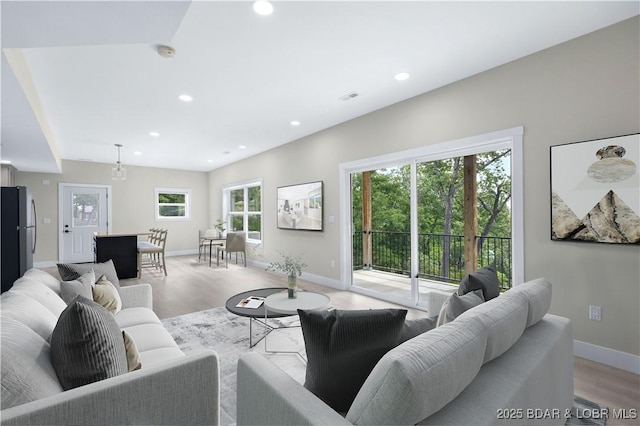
left=457, top=264, right=500, bottom=300
left=298, top=308, right=407, bottom=413
left=50, top=296, right=128, bottom=390
left=57, top=259, right=120, bottom=289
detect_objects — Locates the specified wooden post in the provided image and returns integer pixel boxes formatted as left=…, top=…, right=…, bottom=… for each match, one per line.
left=362, top=171, right=373, bottom=270
left=463, top=155, right=478, bottom=274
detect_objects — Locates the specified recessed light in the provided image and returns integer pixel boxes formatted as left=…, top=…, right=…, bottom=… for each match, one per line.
left=395, top=72, right=410, bottom=81
left=149, top=131, right=160, bottom=137
left=252, top=0, right=273, bottom=16
left=291, top=121, right=301, bottom=126
left=207, top=160, right=213, bottom=163
left=238, top=145, right=247, bottom=150
left=134, top=151, right=142, bottom=156
left=178, top=94, right=193, bottom=102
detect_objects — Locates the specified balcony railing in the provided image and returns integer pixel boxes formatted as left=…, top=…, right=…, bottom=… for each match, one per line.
left=353, top=230, right=512, bottom=290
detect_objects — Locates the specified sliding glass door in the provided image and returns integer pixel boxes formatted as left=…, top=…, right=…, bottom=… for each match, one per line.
left=343, top=128, right=522, bottom=314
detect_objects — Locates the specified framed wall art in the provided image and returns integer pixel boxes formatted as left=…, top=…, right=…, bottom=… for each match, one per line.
left=550, top=133, right=639, bottom=244
left=277, top=181, right=323, bottom=231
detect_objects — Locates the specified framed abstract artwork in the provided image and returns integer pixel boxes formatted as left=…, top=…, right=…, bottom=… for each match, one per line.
left=277, top=181, right=323, bottom=231
left=550, top=133, right=639, bottom=244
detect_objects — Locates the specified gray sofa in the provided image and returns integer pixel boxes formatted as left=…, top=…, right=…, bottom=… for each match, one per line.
left=237, top=278, right=574, bottom=425
left=1, top=268, right=220, bottom=425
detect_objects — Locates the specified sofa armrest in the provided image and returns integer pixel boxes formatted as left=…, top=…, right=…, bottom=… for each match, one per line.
left=237, top=352, right=351, bottom=426
left=119, top=283, right=153, bottom=309
left=1, top=350, right=219, bottom=426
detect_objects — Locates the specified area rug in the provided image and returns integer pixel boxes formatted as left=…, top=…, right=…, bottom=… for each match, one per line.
left=162, top=307, right=607, bottom=426
left=161, top=307, right=305, bottom=425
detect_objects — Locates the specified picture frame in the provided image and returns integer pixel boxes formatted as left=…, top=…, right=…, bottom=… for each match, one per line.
left=277, top=181, right=323, bottom=231
left=550, top=133, right=639, bottom=244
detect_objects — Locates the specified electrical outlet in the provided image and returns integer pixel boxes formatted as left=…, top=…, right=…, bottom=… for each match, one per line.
left=589, top=305, right=601, bottom=321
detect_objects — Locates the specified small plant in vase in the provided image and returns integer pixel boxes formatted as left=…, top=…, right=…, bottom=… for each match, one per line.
left=266, top=252, right=307, bottom=299
left=214, top=220, right=226, bottom=238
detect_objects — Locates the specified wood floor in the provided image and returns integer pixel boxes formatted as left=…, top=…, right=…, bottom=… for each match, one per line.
left=45, top=254, right=640, bottom=425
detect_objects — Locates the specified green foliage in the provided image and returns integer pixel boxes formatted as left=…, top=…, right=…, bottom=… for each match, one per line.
left=158, top=193, right=185, bottom=203
left=351, top=149, right=512, bottom=287
left=266, top=251, right=307, bottom=277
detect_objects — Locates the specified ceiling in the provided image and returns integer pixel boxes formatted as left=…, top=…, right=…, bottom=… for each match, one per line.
left=2, top=1, right=638, bottom=174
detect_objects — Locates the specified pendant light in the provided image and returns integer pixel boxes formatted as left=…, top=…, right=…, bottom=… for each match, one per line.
left=112, top=144, right=127, bottom=181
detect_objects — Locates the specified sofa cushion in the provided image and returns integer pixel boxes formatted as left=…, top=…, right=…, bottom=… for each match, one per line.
left=457, top=289, right=529, bottom=364
left=437, top=289, right=484, bottom=326
left=0, top=318, right=63, bottom=409
left=458, top=264, right=500, bottom=300
left=92, top=275, right=122, bottom=315
left=23, top=268, right=62, bottom=294
left=121, top=323, right=181, bottom=353
left=346, top=317, right=488, bottom=425
left=137, top=347, right=185, bottom=368
left=115, top=307, right=162, bottom=328
left=60, top=270, right=95, bottom=304
left=50, top=296, right=128, bottom=390
left=298, top=308, right=407, bottom=413
left=9, top=279, right=67, bottom=317
left=0, top=292, right=58, bottom=340
left=57, top=259, right=120, bottom=289
left=507, top=278, right=552, bottom=327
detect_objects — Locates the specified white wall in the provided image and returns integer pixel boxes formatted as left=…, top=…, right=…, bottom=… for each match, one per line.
left=208, top=17, right=640, bottom=359
left=16, top=159, right=210, bottom=263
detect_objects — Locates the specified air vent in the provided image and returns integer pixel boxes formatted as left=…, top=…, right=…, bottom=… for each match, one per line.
left=339, top=91, right=360, bottom=101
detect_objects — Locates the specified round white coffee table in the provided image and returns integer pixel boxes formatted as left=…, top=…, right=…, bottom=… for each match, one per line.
left=263, top=291, right=331, bottom=357
left=264, top=291, right=331, bottom=315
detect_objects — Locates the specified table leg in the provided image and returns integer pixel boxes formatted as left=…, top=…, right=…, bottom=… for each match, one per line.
left=263, top=307, right=305, bottom=360
left=249, top=317, right=273, bottom=348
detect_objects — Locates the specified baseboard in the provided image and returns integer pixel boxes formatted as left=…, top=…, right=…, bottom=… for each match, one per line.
left=248, top=259, right=345, bottom=290
left=574, top=339, right=640, bottom=374
left=34, top=261, right=57, bottom=268
left=165, top=249, right=198, bottom=257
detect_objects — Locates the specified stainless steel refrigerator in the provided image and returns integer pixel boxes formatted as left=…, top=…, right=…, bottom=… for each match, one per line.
left=1, top=186, right=37, bottom=292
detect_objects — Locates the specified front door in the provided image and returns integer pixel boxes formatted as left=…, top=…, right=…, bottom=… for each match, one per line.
left=60, top=185, right=109, bottom=263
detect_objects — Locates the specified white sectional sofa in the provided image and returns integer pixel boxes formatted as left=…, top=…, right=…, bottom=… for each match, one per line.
left=237, top=278, right=574, bottom=425
left=1, top=268, right=220, bottom=425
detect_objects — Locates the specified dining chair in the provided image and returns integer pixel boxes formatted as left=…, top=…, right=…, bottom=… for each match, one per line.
left=137, top=229, right=168, bottom=277
left=216, top=232, right=246, bottom=268
left=198, top=229, right=218, bottom=262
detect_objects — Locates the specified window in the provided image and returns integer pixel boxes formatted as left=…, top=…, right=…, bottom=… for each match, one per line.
left=223, top=180, right=262, bottom=242
left=155, top=187, right=191, bottom=221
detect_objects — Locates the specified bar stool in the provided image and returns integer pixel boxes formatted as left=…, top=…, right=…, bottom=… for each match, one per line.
left=137, top=229, right=167, bottom=277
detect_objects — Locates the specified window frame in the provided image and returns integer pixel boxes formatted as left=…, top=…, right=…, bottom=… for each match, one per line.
left=222, top=179, right=263, bottom=243
left=155, top=187, right=191, bottom=221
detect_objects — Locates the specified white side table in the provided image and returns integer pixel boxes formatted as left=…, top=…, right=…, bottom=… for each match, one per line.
left=263, top=291, right=331, bottom=357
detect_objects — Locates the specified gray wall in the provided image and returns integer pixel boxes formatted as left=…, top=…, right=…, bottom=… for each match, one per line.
left=208, top=17, right=640, bottom=356
left=16, top=159, right=210, bottom=262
